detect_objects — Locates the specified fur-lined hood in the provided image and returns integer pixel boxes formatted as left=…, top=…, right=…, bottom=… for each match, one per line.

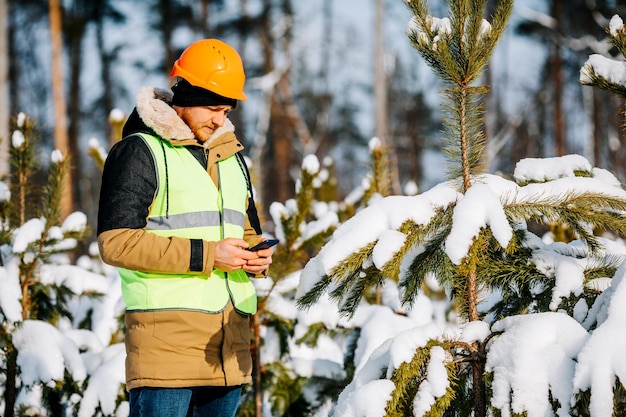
left=133, top=86, right=236, bottom=147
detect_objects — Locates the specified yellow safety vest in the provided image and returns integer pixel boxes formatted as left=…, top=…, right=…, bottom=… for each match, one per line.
left=118, top=133, right=257, bottom=315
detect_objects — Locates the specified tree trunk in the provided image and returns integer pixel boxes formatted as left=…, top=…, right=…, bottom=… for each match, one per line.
left=618, top=97, right=626, bottom=181
left=472, top=347, right=486, bottom=417
left=374, top=0, right=401, bottom=194
left=551, top=0, right=566, bottom=156
left=94, top=3, right=116, bottom=147
left=313, top=0, right=333, bottom=156
left=270, top=99, right=295, bottom=204
left=591, top=89, right=601, bottom=167
left=198, top=0, right=210, bottom=36
left=0, top=0, right=9, bottom=178
left=159, top=0, right=175, bottom=82
left=67, top=18, right=85, bottom=226
left=610, top=96, right=626, bottom=180
left=467, top=268, right=479, bottom=322
left=259, top=0, right=297, bottom=208
left=374, top=0, right=387, bottom=144
left=468, top=265, right=483, bottom=416
left=49, top=0, right=73, bottom=217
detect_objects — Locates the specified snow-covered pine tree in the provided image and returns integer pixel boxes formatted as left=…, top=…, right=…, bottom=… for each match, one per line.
left=297, top=2, right=626, bottom=417
left=0, top=113, right=126, bottom=416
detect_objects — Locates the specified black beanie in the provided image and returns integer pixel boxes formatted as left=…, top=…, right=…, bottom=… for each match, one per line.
left=171, top=78, right=237, bottom=109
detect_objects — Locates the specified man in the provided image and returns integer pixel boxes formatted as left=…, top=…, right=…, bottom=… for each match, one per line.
left=97, top=38, right=273, bottom=417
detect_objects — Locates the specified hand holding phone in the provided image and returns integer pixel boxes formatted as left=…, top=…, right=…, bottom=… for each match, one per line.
left=246, top=239, right=279, bottom=251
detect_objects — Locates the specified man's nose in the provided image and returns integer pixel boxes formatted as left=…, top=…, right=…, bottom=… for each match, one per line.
left=213, top=111, right=227, bottom=127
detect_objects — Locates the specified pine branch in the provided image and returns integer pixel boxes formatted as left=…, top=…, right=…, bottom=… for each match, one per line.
left=404, top=0, right=452, bottom=83
left=297, top=226, right=335, bottom=252
left=9, top=114, right=39, bottom=226
left=580, top=65, right=626, bottom=99
left=295, top=321, right=328, bottom=348
left=607, top=16, right=626, bottom=61
left=326, top=241, right=375, bottom=287
left=370, top=139, right=392, bottom=197
left=386, top=340, right=459, bottom=417
left=475, top=221, right=622, bottom=319
left=295, top=276, right=333, bottom=310
left=295, top=321, right=352, bottom=350
left=295, top=244, right=384, bottom=318
left=333, top=264, right=385, bottom=318
left=264, top=311, right=295, bottom=358
left=505, top=192, right=626, bottom=253
left=261, top=361, right=309, bottom=417
left=294, top=165, right=316, bottom=229
left=380, top=218, right=437, bottom=284
left=86, top=146, right=106, bottom=172
left=386, top=346, right=429, bottom=417
left=42, top=151, right=70, bottom=228
left=582, top=255, right=623, bottom=284
left=400, top=207, right=457, bottom=307
left=477, top=234, right=550, bottom=318
left=580, top=16, right=626, bottom=99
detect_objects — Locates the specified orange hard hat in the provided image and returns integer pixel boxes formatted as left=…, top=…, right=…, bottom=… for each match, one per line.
left=170, top=39, right=247, bottom=100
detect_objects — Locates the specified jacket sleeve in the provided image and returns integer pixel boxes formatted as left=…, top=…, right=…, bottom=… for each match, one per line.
left=97, top=135, right=217, bottom=275
left=98, top=228, right=217, bottom=275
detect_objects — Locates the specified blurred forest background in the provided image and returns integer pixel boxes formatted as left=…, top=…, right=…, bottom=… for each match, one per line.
left=1, top=0, right=626, bottom=244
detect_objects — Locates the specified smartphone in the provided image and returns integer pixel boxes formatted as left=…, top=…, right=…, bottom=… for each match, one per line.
left=246, top=239, right=279, bottom=251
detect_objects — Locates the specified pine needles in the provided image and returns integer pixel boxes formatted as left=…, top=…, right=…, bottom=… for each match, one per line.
left=386, top=340, right=460, bottom=417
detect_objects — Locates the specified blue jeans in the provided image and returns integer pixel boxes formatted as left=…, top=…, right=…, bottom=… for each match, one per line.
left=129, top=386, right=242, bottom=417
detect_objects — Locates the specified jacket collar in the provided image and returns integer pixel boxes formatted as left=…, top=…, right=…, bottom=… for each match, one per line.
left=134, top=86, right=236, bottom=148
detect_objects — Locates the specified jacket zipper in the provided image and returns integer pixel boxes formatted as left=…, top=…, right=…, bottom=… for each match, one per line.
left=216, top=154, right=225, bottom=241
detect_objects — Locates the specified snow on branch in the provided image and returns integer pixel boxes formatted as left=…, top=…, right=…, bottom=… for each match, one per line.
left=580, top=14, right=626, bottom=97
left=580, top=54, right=626, bottom=87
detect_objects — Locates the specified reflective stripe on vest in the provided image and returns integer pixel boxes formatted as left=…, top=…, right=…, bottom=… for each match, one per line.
left=118, top=133, right=257, bottom=315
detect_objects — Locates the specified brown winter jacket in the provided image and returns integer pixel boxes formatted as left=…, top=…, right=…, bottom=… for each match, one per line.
left=97, top=86, right=265, bottom=390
